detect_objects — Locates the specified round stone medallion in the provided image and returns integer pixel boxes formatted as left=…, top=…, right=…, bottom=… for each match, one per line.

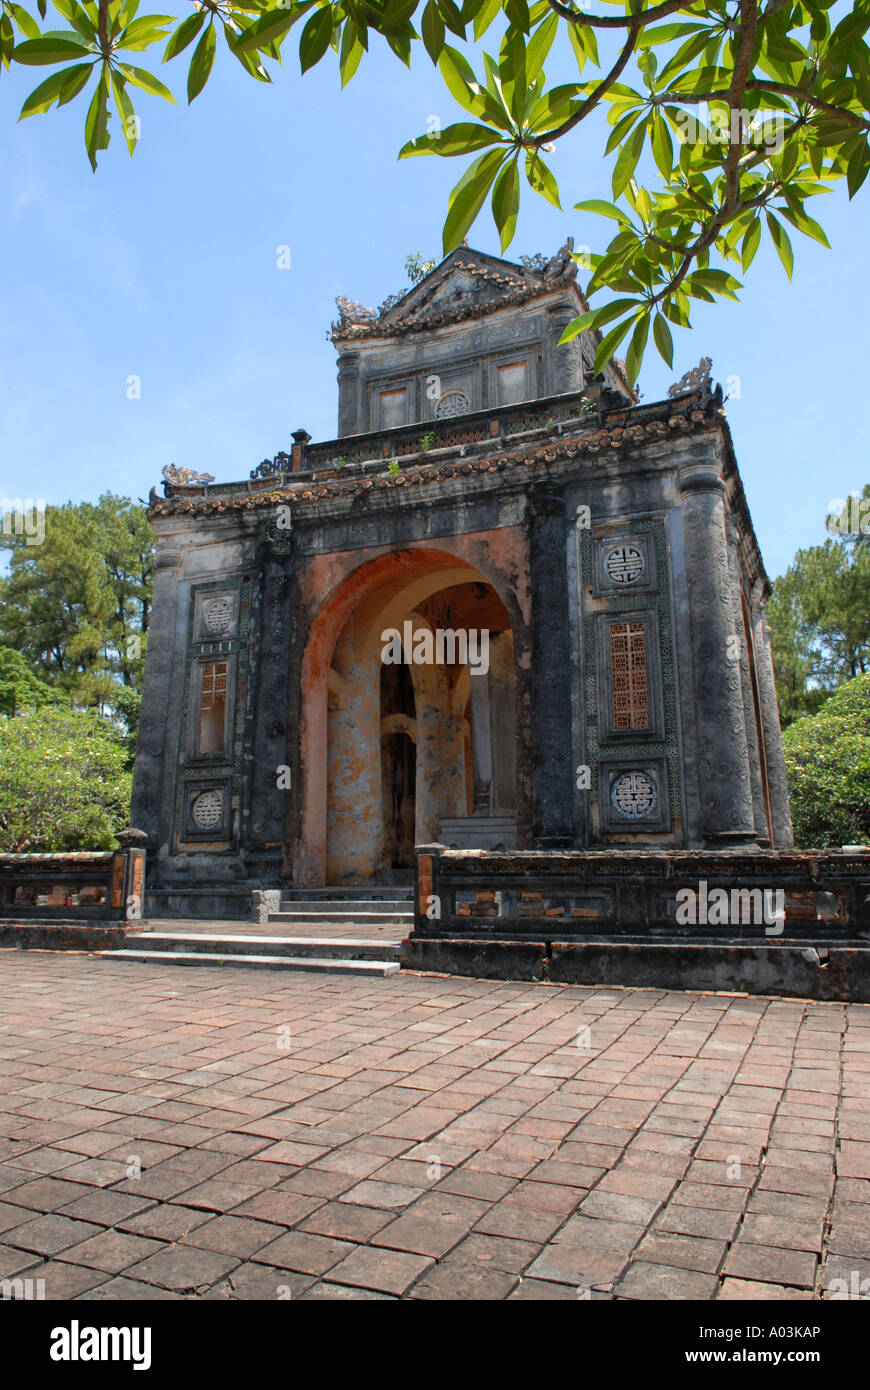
left=191, top=789, right=223, bottom=831
left=604, top=543, right=645, bottom=585
left=204, top=598, right=233, bottom=634
left=611, top=771, right=657, bottom=819
left=434, top=390, right=470, bottom=419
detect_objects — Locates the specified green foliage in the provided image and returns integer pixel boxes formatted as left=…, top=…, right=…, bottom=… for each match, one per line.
left=0, top=492, right=154, bottom=735
left=781, top=673, right=870, bottom=849
left=0, top=704, right=132, bottom=851
left=0, top=645, right=62, bottom=715
left=420, top=430, right=437, bottom=451
left=769, top=483, right=870, bottom=724
left=405, top=251, right=437, bottom=283
left=5, top=0, right=869, bottom=379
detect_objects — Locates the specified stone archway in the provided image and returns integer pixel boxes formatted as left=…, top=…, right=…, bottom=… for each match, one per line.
left=293, top=547, right=522, bottom=887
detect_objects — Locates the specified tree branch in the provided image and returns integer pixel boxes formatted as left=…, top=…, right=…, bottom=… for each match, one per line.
left=664, top=83, right=870, bottom=132
left=533, top=28, right=638, bottom=144
left=547, top=0, right=701, bottom=30
left=98, top=0, right=110, bottom=55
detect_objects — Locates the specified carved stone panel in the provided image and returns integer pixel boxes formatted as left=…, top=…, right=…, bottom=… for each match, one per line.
left=598, top=757, right=671, bottom=834
left=592, top=531, right=657, bottom=598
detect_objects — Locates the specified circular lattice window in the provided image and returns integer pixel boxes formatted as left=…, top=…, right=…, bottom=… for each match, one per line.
left=604, top=544, right=645, bottom=585
left=611, top=771, right=657, bottom=819
left=191, top=789, right=223, bottom=831
left=205, top=598, right=233, bottom=634
left=435, top=390, right=470, bottom=419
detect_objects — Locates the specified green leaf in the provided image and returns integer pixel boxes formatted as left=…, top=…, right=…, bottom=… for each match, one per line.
left=593, top=316, right=633, bottom=376
left=651, top=111, right=673, bottom=180
left=50, top=0, right=95, bottom=42
left=7, top=4, right=42, bottom=39
left=847, top=140, right=870, bottom=198
left=472, top=0, right=500, bottom=40
left=437, top=0, right=465, bottom=38
left=299, top=6, right=332, bottom=73
left=766, top=211, right=794, bottom=279
left=491, top=156, right=519, bottom=250
left=162, top=11, right=205, bottom=62
left=526, top=11, right=556, bottom=82
left=13, top=35, right=93, bottom=64
left=438, top=44, right=507, bottom=126
left=84, top=67, right=110, bottom=170
left=118, top=62, right=174, bottom=100
left=504, top=0, right=530, bottom=35
left=625, top=313, right=649, bottom=387
left=421, top=0, right=444, bottom=63
left=118, top=14, right=173, bottom=50
left=110, top=69, right=138, bottom=154
left=187, top=22, right=215, bottom=102
left=741, top=217, right=761, bottom=272
left=574, top=198, right=633, bottom=227
left=442, top=146, right=504, bottom=253
left=233, top=7, right=297, bottom=54
left=19, top=61, right=92, bottom=117
left=778, top=204, right=831, bottom=249
left=56, top=58, right=92, bottom=104
left=339, top=20, right=364, bottom=87
left=612, top=122, right=645, bottom=198
left=524, top=150, right=560, bottom=208
left=559, top=298, right=641, bottom=343
left=400, top=122, right=503, bottom=157
left=652, top=312, right=673, bottom=368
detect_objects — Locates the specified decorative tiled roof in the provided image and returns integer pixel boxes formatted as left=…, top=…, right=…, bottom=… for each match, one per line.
left=149, top=402, right=719, bottom=520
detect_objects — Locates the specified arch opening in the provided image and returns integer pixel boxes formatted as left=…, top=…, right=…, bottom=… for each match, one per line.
left=296, top=548, right=519, bottom=886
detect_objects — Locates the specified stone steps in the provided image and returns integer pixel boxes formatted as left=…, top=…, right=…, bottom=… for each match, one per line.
left=269, top=901, right=413, bottom=927
left=280, top=885, right=413, bottom=901
left=96, top=931, right=402, bottom=976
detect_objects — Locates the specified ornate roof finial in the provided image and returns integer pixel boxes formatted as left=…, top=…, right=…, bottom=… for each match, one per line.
left=668, top=357, right=713, bottom=399
left=162, top=463, right=215, bottom=488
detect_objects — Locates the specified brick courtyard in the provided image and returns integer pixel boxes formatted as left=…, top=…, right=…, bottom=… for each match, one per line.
left=1, top=950, right=869, bottom=1301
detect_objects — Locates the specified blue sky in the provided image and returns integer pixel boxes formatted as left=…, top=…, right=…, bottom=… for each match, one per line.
left=1, top=16, right=867, bottom=582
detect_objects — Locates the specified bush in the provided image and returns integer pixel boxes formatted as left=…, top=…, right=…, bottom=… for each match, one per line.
left=782, top=674, right=870, bottom=849
left=0, top=705, right=132, bottom=851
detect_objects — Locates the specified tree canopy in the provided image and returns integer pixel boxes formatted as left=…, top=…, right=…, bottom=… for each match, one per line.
left=781, top=671, right=870, bottom=847
left=0, top=703, right=133, bottom=850
left=0, top=645, right=62, bottom=716
left=0, top=493, right=154, bottom=735
left=4, top=0, right=869, bottom=382
left=768, top=482, right=870, bottom=724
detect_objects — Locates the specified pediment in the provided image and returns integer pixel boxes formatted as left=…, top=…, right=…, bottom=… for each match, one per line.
left=378, top=251, right=534, bottom=330
left=332, top=243, right=578, bottom=340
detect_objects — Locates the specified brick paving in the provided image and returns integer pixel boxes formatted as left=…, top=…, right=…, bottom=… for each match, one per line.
left=1, top=949, right=869, bottom=1300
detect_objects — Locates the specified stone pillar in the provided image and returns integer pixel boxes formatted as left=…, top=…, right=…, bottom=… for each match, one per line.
left=489, top=631, right=517, bottom=815
left=528, top=483, right=574, bottom=846
left=290, top=429, right=311, bottom=473
left=751, top=582, right=795, bottom=849
left=678, top=463, right=755, bottom=845
left=725, top=518, right=770, bottom=845
left=336, top=352, right=360, bottom=436
left=244, top=532, right=295, bottom=879
left=130, top=543, right=182, bottom=852
left=469, top=673, right=493, bottom=814
left=546, top=303, right=584, bottom=396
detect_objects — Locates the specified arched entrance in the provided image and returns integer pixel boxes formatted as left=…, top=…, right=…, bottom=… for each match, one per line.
left=295, top=548, right=519, bottom=886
